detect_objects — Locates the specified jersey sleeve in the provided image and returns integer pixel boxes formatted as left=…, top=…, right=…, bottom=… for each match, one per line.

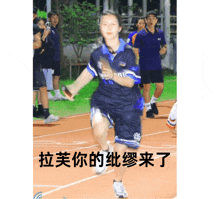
left=123, top=49, right=141, bottom=84
left=132, top=33, right=138, bottom=46
left=133, top=33, right=142, bottom=49
left=127, top=33, right=133, bottom=46
left=86, top=53, right=98, bottom=77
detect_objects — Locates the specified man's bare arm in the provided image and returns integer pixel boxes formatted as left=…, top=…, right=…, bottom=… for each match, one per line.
left=33, top=32, right=42, bottom=49
left=133, top=47, right=140, bottom=65
left=159, top=44, right=167, bottom=55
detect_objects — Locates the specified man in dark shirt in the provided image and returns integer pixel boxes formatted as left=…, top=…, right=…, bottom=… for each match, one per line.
left=48, top=11, right=67, bottom=100
left=133, top=11, right=167, bottom=118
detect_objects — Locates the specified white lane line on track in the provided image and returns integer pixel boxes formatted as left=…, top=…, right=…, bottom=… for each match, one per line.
left=40, top=153, right=176, bottom=197
left=33, top=144, right=99, bottom=160
left=33, top=100, right=175, bottom=124
left=33, top=113, right=90, bottom=124
left=34, top=140, right=87, bottom=145
left=139, top=144, right=177, bottom=149
left=33, top=127, right=91, bottom=139
left=33, top=113, right=169, bottom=139
left=33, top=130, right=169, bottom=160
left=33, top=185, right=62, bottom=188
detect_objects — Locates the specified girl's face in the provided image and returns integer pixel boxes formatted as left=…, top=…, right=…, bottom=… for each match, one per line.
left=136, top=19, right=145, bottom=31
left=37, top=20, right=46, bottom=29
left=100, top=14, right=122, bottom=41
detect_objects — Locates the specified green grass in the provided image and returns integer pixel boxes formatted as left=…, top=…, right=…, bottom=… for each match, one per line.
left=34, top=70, right=176, bottom=120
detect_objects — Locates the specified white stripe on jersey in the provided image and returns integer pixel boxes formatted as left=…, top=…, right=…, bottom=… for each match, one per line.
left=123, top=69, right=141, bottom=79
left=87, top=63, right=98, bottom=76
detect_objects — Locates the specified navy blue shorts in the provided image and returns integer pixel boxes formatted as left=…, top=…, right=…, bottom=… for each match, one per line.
left=52, top=61, right=61, bottom=76
left=90, top=97, right=142, bottom=149
left=33, top=64, right=47, bottom=90
left=140, top=70, right=164, bottom=84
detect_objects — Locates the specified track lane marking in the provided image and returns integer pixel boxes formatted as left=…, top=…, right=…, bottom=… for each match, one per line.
left=33, top=130, right=170, bottom=159
left=33, top=100, right=175, bottom=124
left=33, top=113, right=169, bottom=139
left=40, top=153, right=176, bottom=197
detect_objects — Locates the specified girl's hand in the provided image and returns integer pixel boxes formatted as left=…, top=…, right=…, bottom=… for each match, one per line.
left=102, top=65, right=114, bottom=80
left=100, top=57, right=114, bottom=80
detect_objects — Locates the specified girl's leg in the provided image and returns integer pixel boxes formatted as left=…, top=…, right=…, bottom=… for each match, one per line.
left=92, top=113, right=110, bottom=151
left=114, top=143, right=128, bottom=182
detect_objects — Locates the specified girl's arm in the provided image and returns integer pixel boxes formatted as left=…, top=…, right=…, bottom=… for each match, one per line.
left=101, top=61, right=134, bottom=88
left=67, top=68, right=94, bottom=99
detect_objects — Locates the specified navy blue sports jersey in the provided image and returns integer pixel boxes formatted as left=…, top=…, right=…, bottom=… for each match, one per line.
left=50, top=26, right=60, bottom=61
left=134, top=27, right=166, bottom=70
left=40, top=35, right=55, bottom=69
left=87, top=38, right=143, bottom=111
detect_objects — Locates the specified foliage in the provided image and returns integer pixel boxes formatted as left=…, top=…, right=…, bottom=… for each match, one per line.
left=37, top=9, right=47, bottom=19
left=61, top=1, right=100, bottom=62
left=120, top=2, right=138, bottom=13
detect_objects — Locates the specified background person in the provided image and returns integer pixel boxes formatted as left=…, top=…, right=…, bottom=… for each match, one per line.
left=166, top=101, right=177, bottom=134
left=127, top=17, right=145, bottom=47
left=48, top=11, right=67, bottom=100
left=35, top=17, right=55, bottom=104
left=133, top=11, right=167, bottom=118
left=33, top=21, right=59, bottom=123
left=33, top=6, right=38, bottom=22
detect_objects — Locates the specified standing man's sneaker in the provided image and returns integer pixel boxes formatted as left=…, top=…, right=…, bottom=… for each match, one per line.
left=44, top=114, right=60, bottom=124
left=54, top=94, right=68, bottom=101
left=146, top=109, right=154, bottom=118
left=151, top=103, right=158, bottom=115
left=48, top=95, right=55, bottom=101
left=95, top=141, right=113, bottom=174
left=113, top=181, right=128, bottom=198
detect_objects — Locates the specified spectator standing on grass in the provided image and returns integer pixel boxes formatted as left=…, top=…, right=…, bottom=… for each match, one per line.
left=33, top=11, right=59, bottom=123
left=35, top=17, right=56, bottom=107
left=133, top=11, right=167, bottom=118
left=64, top=11, right=144, bottom=198
left=127, top=17, right=145, bottom=47
left=47, top=11, right=67, bottom=100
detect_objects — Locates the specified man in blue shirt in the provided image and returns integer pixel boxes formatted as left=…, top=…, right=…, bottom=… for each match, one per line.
left=48, top=11, right=67, bottom=100
left=133, top=11, right=167, bottom=118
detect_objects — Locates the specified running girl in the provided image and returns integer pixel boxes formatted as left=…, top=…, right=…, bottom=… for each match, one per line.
left=65, top=11, right=144, bottom=198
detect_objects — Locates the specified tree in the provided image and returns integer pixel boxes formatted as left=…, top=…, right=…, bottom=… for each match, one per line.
left=61, top=1, right=100, bottom=63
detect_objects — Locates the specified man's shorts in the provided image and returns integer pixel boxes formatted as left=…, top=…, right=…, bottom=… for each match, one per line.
left=43, top=68, right=53, bottom=91
left=140, top=69, right=164, bottom=84
left=33, top=64, right=47, bottom=90
left=90, top=98, right=142, bottom=149
left=52, top=61, right=61, bottom=76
